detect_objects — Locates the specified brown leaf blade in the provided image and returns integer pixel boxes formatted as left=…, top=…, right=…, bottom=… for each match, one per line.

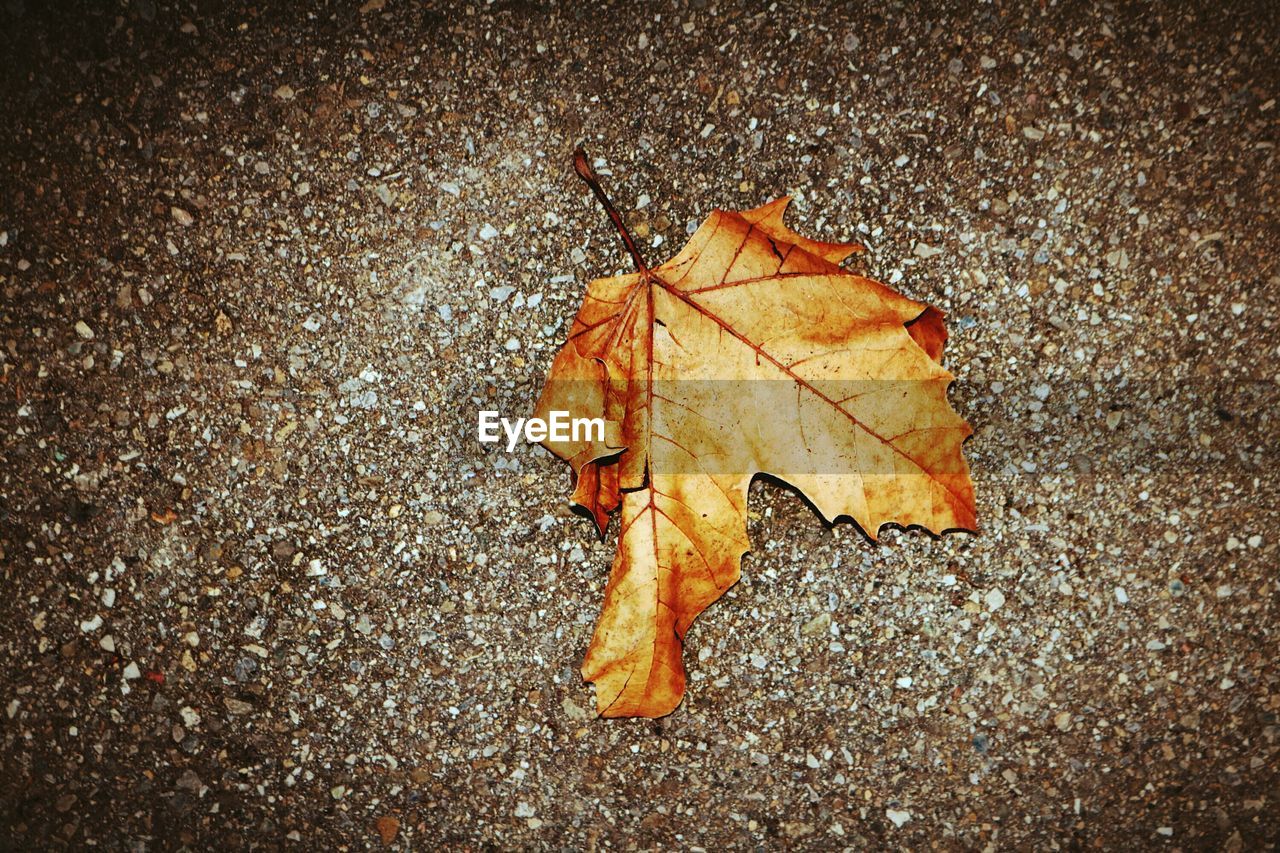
left=536, top=195, right=975, bottom=718
left=581, top=474, right=750, bottom=717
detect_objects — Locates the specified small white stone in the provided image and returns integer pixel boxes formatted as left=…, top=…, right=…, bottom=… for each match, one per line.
left=171, top=206, right=194, bottom=226
left=1114, top=587, right=1129, bottom=604
left=514, top=802, right=535, bottom=818
left=99, top=635, right=116, bottom=653
left=504, top=337, right=521, bottom=352
left=179, top=706, right=201, bottom=727
left=122, top=662, right=141, bottom=680
left=895, top=676, right=913, bottom=689
left=984, top=588, right=1006, bottom=611
left=479, top=223, right=500, bottom=241
left=886, top=809, right=911, bottom=828
left=74, top=321, right=94, bottom=339
left=80, top=614, right=103, bottom=633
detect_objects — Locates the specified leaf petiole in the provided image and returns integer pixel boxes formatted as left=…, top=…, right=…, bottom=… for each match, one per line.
left=573, top=148, right=650, bottom=276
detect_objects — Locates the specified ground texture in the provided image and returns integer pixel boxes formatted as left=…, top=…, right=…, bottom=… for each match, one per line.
left=1, top=0, right=1278, bottom=849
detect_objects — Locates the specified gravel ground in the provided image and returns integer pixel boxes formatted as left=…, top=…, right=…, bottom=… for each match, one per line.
left=2, top=0, right=1278, bottom=849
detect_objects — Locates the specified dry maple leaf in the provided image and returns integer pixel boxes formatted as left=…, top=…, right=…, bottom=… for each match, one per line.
left=535, top=150, right=976, bottom=718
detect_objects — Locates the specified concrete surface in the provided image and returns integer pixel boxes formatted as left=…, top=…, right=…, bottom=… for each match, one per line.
left=1, top=0, right=1277, bottom=848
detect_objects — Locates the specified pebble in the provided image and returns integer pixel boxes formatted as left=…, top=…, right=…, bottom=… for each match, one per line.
left=171, top=206, right=194, bottom=226
left=801, top=611, right=831, bottom=636
left=176, top=770, right=202, bottom=794
left=886, top=809, right=911, bottom=828
left=233, top=657, right=258, bottom=682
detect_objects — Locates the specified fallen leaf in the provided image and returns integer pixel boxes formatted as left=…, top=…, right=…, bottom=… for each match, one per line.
left=536, top=151, right=975, bottom=717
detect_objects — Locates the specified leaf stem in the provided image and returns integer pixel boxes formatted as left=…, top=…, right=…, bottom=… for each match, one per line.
left=573, top=148, right=649, bottom=276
